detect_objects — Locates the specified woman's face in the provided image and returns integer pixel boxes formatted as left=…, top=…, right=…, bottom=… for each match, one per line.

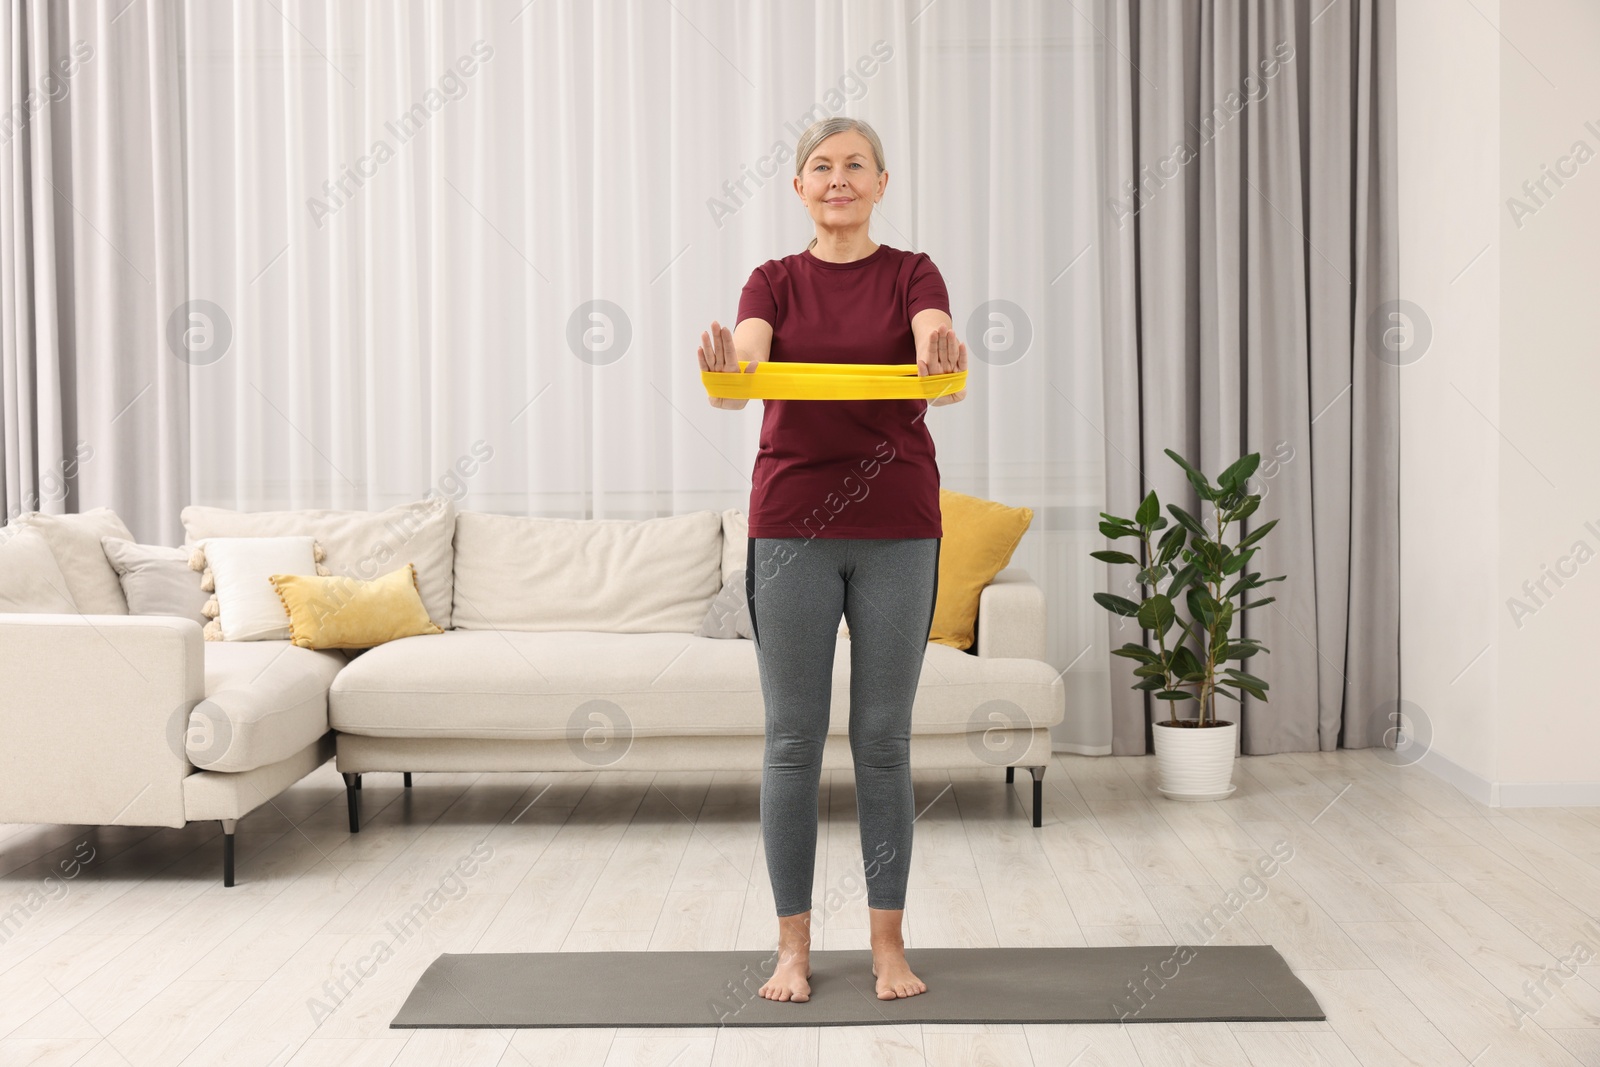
left=796, top=130, right=887, bottom=238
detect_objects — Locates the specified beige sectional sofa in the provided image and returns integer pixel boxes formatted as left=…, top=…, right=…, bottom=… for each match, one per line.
left=0, top=499, right=1064, bottom=887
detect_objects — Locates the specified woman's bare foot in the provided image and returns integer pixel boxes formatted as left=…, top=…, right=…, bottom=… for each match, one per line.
left=759, top=910, right=813, bottom=1002
left=870, top=907, right=927, bottom=999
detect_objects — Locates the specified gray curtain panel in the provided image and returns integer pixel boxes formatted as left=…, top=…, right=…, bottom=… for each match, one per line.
left=1100, top=0, right=1400, bottom=755
left=0, top=1, right=188, bottom=543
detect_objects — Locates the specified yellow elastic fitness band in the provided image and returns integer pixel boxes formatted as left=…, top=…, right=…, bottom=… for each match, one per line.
left=701, top=360, right=966, bottom=401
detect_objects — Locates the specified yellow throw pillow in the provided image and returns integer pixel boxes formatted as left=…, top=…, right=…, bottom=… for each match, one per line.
left=268, top=563, right=443, bottom=650
left=932, top=488, right=1034, bottom=651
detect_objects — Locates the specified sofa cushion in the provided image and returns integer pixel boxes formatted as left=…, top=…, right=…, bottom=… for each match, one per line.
left=189, top=639, right=344, bottom=772
left=718, top=507, right=747, bottom=587
left=451, top=510, right=721, bottom=633
left=100, top=537, right=211, bottom=624
left=693, top=570, right=753, bottom=640
left=14, top=507, right=133, bottom=614
left=181, top=496, right=458, bottom=630
left=328, top=630, right=1062, bottom=739
left=0, top=526, right=78, bottom=613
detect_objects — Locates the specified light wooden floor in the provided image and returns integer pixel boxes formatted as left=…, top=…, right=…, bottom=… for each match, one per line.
left=1, top=748, right=1598, bottom=1066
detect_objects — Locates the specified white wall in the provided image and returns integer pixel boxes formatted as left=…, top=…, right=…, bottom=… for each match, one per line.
left=1496, top=0, right=1600, bottom=799
left=1399, top=0, right=1600, bottom=804
left=1396, top=0, right=1502, bottom=796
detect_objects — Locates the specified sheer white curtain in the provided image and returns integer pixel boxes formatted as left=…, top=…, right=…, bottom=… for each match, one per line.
left=0, top=1, right=1123, bottom=752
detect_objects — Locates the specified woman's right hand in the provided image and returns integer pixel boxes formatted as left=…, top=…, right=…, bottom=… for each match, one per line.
left=699, top=320, right=757, bottom=410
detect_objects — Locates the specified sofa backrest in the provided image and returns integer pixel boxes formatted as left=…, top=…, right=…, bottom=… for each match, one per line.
left=181, top=496, right=458, bottom=629
left=451, top=510, right=723, bottom=633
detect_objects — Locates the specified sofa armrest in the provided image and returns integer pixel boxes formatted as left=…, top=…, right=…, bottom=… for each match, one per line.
left=0, top=613, right=205, bottom=828
left=976, top=568, right=1046, bottom=660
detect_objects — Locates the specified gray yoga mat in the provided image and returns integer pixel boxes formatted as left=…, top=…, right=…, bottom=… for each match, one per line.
left=391, top=945, right=1324, bottom=1028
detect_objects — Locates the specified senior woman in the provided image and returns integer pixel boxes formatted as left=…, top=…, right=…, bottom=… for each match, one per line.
left=696, top=116, right=968, bottom=1004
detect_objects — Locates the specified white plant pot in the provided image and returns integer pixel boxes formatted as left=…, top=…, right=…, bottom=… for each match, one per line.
left=1152, top=719, right=1239, bottom=800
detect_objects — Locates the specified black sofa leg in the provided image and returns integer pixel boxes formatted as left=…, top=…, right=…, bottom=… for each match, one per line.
left=1006, top=766, right=1015, bottom=783
left=221, top=819, right=237, bottom=887
left=343, top=772, right=361, bottom=833
left=1029, top=766, right=1045, bottom=828
left=404, top=772, right=412, bottom=788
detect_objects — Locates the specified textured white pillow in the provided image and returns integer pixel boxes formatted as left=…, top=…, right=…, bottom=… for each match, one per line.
left=199, top=536, right=319, bottom=641
left=101, top=536, right=210, bottom=624
left=14, top=507, right=133, bottom=614
left=0, top=525, right=78, bottom=613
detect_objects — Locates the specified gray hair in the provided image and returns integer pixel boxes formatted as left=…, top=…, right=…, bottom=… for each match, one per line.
left=794, top=117, right=886, bottom=251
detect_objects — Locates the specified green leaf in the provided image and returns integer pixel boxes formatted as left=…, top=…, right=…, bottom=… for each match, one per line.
left=1167, top=562, right=1200, bottom=595
left=1098, top=520, right=1138, bottom=541
left=1229, top=495, right=1261, bottom=522
left=1222, top=668, right=1270, bottom=691
left=1218, top=453, right=1261, bottom=491
left=1186, top=586, right=1218, bottom=627
left=1093, top=593, right=1142, bottom=618
left=1133, top=663, right=1167, bottom=677
left=1136, top=567, right=1164, bottom=585
left=1156, top=525, right=1187, bottom=565
left=1238, top=518, right=1278, bottom=549
left=1098, top=511, right=1132, bottom=524
left=1168, top=504, right=1207, bottom=539
left=1170, top=645, right=1205, bottom=682
left=1111, top=642, right=1161, bottom=663
left=1137, top=594, right=1176, bottom=637
left=1242, top=597, right=1276, bottom=610
left=1134, top=490, right=1160, bottom=527
left=1212, top=687, right=1240, bottom=701
left=1221, top=548, right=1252, bottom=576
left=1155, top=689, right=1198, bottom=701
left=1090, top=549, right=1140, bottom=565
left=1220, top=678, right=1269, bottom=701
left=1185, top=468, right=1218, bottom=502
left=1163, top=448, right=1202, bottom=479
left=1133, top=676, right=1167, bottom=691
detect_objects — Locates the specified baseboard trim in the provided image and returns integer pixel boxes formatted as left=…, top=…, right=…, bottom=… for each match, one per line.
left=1051, top=742, right=1113, bottom=756
left=1415, top=747, right=1600, bottom=808
left=1045, top=742, right=1600, bottom=804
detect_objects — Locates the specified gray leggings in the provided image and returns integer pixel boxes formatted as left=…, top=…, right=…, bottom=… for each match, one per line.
left=745, top=535, right=941, bottom=916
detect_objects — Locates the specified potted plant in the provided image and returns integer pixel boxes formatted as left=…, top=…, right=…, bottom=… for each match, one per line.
left=1091, top=449, right=1286, bottom=800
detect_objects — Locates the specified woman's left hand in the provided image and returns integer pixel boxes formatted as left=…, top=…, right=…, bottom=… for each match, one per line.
left=919, top=325, right=968, bottom=406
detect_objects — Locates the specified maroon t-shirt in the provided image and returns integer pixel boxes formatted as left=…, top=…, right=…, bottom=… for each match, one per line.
left=737, top=243, right=950, bottom=540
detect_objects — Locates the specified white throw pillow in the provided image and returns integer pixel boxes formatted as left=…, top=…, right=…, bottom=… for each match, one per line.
left=198, top=536, right=320, bottom=641
left=14, top=507, right=133, bottom=614
left=0, top=525, right=78, bottom=613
